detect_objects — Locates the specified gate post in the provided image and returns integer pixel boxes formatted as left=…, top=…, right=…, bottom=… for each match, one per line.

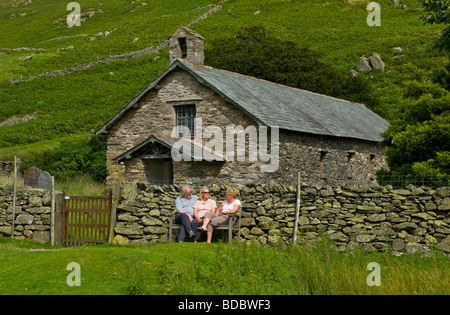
left=109, top=180, right=121, bottom=243
left=61, top=191, right=67, bottom=246
left=54, top=190, right=63, bottom=245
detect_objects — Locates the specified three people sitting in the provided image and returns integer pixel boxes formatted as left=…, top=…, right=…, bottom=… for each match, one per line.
left=174, top=185, right=241, bottom=243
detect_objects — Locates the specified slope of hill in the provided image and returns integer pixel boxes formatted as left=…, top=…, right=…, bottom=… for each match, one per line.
left=0, top=0, right=446, bottom=160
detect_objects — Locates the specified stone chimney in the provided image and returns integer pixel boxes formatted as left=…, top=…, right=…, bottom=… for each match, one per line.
left=169, top=27, right=204, bottom=67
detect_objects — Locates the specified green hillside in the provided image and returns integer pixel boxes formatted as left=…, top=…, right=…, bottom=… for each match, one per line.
left=0, top=0, right=446, bottom=160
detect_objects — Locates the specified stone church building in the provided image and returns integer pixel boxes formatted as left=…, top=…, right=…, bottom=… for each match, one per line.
left=96, top=27, right=389, bottom=186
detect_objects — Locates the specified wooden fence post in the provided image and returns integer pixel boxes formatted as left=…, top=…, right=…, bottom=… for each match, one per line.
left=11, top=156, right=17, bottom=239
left=51, top=176, right=55, bottom=246
left=108, top=179, right=121, bottom=243
left=293, top=171, right=301, bottom=244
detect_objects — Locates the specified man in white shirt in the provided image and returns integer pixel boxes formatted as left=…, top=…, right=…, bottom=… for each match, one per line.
left=174, top=185, right=198, bottom=242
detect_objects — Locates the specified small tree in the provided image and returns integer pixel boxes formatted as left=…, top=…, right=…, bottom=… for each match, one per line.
left=39, top=134, right=107, bottom=182
left=377, top=1, right=450, bottom=176
left=421, top=0, right=450, bottom=53
left=205, top=26, right=379, bottom=109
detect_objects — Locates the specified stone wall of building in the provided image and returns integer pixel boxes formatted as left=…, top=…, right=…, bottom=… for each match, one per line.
left=271, top=131, right=387, bottom=186
left=105, top=68, right=387, bottom=187
left=169, top=27, right=204, bottom=67
left=0, top=186, right=60, bottom=243
left=156, top=130, right=387, bottom=187
left=114, top=182, right=450, bottom=255
left=106, top=68, right=257, bottom=185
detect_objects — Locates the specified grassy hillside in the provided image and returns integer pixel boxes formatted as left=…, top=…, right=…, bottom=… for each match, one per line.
left=0, top=0, right=446, bottom=159
left=0, top=0, right=215, bottom=79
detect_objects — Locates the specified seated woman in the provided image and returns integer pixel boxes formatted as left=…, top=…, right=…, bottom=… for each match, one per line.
left=200, top=188, right=241, bottom=243
left=192, top=187, right=217, bottom=242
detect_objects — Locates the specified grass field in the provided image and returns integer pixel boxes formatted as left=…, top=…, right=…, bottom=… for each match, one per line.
left=0, top=236, right=448, bottom=295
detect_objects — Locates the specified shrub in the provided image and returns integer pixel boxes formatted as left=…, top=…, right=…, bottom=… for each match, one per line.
left=205, top=26, right=379, bottom=109
left=39, top=134, right=107, bottom=183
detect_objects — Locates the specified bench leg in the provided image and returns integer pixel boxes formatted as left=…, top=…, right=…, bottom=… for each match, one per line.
left=228, top=219, right=233, bottom=245
left=238, top=221, right=241, bottom=243
left=169, top=219, right=173, bottom=243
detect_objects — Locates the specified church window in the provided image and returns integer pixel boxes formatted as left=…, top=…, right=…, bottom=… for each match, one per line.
left=178, top=38, right=187, bottom=58
left=320, top=150, right=329, bottom=179
left=176, top=105, right=196, bottom=137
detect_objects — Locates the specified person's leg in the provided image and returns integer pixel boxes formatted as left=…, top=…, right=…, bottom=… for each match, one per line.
left=210, top=214, right=229, bottom=227
left=174, top=213, right=186, bottom=242
left=205, top=214, right=229, bottom=243
left=201, top=218, right=210, bottom=231
left=175, top=213, right=193, bottom=242
left=201, top=212, right=216, bottom=231
left=191, top=218, right=202, bottom=242
left=206, top=231, right=213, bottom=243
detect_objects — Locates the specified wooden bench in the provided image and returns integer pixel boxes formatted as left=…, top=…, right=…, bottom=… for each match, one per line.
left=168, top=211, right=242, bottom=244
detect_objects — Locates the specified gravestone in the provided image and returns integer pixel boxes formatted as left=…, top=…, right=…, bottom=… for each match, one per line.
left=38, top=171, right=52, bottom=190
left=24, top=166, right=41, bottom=188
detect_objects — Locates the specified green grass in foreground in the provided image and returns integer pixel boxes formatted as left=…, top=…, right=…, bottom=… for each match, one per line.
left=0, top=236, right=448, bottom=295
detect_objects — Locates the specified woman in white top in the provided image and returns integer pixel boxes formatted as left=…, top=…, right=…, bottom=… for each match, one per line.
left=200, top=188, right=241, bottom=243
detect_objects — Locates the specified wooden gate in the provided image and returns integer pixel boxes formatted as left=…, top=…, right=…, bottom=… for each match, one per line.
left=61, top=190, right=112, bottom=246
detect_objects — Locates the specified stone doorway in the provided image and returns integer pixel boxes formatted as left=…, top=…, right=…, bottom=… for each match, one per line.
left=146, top=158, right=173, bottom=185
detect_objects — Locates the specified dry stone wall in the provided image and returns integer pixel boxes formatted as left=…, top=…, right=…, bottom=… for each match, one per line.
left=0, top=159, right=21, bottom=176
left=114, top=182, right=450, bottom=255
left=0, top=186, right=60, bottom=243
left=1, top=182, right=449, bottom=256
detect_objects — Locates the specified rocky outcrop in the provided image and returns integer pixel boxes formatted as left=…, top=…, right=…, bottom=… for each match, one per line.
left=368, top=54, right=385, bottom=72
left=354, top=53, right=385, bottom=74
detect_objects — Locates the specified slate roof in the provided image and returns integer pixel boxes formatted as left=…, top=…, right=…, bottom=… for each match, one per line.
left=97, top=59, right=388, bottom=142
